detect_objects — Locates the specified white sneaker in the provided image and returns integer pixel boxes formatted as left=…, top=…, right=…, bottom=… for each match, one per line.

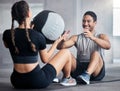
left=53, top=77, right=59, bottom=83
left=60, top=77, right=77, bottom=86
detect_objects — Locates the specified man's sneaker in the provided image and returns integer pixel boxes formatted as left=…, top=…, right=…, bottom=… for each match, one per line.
left=53, top=77, right=59, bottom=83
left=60, top=77, right=77, bottom=86
left=76, top=71, right=90, bottom=84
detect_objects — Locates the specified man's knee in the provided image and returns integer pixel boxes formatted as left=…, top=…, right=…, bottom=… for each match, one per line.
left=90, top=51, right=103, bottom=64
left=60, top=49, right=70, bottom=54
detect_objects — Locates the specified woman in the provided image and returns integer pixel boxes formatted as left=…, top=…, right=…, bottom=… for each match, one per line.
left=2, top=0, right=76, bottom=89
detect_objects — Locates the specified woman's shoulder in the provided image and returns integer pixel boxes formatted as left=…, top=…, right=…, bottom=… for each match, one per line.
left=3, top=29, right=11, bottom=36
left=2, top=29, right=11, bottom=41
left=29, top=29, right=46, bottom=40
left=3, top=29, right=10, bottom=33
left=30, top=29, right=42, bottom=35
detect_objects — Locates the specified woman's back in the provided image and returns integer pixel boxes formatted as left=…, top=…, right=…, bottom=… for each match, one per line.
left=3, top=28, right=46, bottom=73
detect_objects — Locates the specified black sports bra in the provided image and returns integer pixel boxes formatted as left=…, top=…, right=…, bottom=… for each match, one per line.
left=12, top=55, right=38, bottom=63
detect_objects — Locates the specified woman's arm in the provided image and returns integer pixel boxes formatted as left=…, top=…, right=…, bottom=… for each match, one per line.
left=57, top=35, right=78, bottom=49
left=39, top=36, right=64, bottom=63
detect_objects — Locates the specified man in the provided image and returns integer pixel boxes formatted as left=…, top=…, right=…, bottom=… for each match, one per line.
left=58, top=11, right=111, bottom=85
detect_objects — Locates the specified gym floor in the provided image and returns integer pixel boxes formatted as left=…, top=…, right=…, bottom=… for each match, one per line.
left=0, top=64, right=120, bottom=91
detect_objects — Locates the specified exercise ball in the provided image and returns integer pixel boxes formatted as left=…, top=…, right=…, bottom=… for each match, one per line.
left=32, top=10, right=65, bottom=44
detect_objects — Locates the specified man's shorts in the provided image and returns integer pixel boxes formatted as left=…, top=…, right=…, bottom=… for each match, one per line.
left=71, top=61, right=105, bottom=81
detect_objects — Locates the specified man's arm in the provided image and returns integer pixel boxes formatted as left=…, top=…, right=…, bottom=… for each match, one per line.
left=90, top=34, right=111, bottom=50
left=83, top=29, right=111, bottom=50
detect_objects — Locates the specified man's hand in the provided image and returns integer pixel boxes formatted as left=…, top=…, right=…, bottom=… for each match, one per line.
left=83, top=28, right=95, bottom=40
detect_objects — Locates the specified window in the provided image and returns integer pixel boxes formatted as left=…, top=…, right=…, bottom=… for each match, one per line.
left=113, top=0, right=120, bottom=36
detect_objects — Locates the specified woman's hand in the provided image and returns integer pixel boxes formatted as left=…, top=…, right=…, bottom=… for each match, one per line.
left=62, top=30, right=70, bottom=41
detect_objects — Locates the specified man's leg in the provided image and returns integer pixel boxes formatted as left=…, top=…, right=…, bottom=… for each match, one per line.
left=76, top=51, right=104, bottom=84
left=87, top=51, right=103, bottom=76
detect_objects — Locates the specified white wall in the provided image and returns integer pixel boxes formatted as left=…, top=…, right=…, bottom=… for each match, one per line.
left=0, top=2, right=44, bottom=68
left=44, top=0, right=113, bottom=63
left=0, top=0, right=117, bottom=69
left=80, top=0, right=113, bottom=63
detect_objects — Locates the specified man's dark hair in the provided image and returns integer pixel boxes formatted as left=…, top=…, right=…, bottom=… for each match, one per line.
left=84, top=11, right=97, bottom=22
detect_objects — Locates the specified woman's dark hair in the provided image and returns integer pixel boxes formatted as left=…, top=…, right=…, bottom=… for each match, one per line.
left=84, top=11, right=97, bottom=22
left=11, top=0, right=36, bottom=54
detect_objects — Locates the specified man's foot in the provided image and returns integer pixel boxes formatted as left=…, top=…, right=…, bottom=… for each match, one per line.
left=76, top=71, right=90, bottom=84
left=60, top=77, right=77, bottom=86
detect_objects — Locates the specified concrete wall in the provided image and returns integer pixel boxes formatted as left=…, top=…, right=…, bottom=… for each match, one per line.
left=43, top=0, right=113, bottom=63
left=80, top=0, right=113, bottom=63
left=113, top=37, right=120, bottom=63
left=0, top=0, right=119, bottom=69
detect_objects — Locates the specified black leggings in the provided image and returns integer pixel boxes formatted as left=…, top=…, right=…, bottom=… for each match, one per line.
left=11, top=64, right=56, bottom=89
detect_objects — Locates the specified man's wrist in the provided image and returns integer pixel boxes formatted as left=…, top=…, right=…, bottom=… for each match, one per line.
left=90, top=36, right=96, bottom=41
